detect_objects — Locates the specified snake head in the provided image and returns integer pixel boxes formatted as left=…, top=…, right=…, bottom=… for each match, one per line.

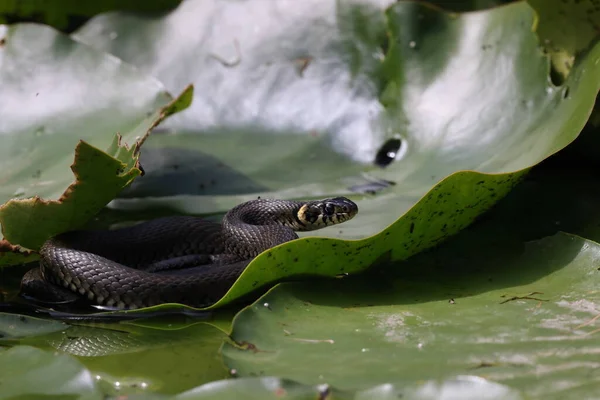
left=296, top=197, right=358, bottom=230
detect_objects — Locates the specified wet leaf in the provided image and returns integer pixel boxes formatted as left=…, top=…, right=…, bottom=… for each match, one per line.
left=51, top=0, right=600, bottom=310
left=0, top=22, right=193, bottom=264
left=175, top=376, right=522, bottom=400
left=223, top=231, right=600, bottom=397
left=0, top=312, right=67, bottom=338
left=73, top=0, right=599, bottom=228
left=13, top=320, right=229, bottom=395
left=0, top=345, right=103, bottom=400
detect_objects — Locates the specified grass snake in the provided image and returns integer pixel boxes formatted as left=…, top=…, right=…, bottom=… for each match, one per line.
left=21, top=197, right=358, bottom=309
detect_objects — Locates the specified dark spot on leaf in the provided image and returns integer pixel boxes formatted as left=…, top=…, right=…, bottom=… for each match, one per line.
left=563, top=86, right=569, bottom=99
left=293, top=257, right=298, bottom=262
left=19, top=316, right=26, bottom=322
left=374, top=138, right=402, bottom=167
left=0, top=38, right=5, bottom=46
left=409, top=223, right=415, bottom=233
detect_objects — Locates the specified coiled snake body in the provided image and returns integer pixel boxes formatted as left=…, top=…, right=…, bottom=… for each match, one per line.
left=21, top=197, right=358, bottom=309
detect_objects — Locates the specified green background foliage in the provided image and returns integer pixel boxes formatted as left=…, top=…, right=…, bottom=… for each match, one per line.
left=1, top=0, right=600, bottom=398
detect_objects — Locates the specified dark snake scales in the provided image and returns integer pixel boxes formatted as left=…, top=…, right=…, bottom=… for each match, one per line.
left=21, top=197, right=358, bottom=309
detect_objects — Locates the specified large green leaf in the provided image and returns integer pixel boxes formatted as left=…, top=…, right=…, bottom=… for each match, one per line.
left=73, top=0, right=600, bottom=231
left=223, top=231, right=600, bottom=397
left=174, top=376, right=522, bottom=400
left=0, top=23, right=192, bottom=261
left=0, top=345, right=522, bottom=399
left=33, top=0, right=593, bottom=311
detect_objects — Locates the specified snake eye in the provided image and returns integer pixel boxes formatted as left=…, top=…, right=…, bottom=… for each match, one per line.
left=324, top=203, right=335, bottom=216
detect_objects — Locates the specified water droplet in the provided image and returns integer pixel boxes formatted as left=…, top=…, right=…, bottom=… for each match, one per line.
left=372, top=50, right=384, bottom=61
left=546, top=87, right=553, bottom=95
left=409, top=41, right=416, bottom=48
left=418, top=343, right=424, bottom=349
left=375, top=138, right=402, bottom=167
left=317, top=384, right=331, bottom=396
left=361, top=348, right=370, bottom=352
left=115, top=381, right=121, bottom=389
left=13, top=187, right=25, bottom=197
left=355, top=329, right=361, bottom=332
left=95, top=375, right=101, bottom=381
left=140, top=382, right=148, bottom=389
left=263, top=302, right=270, bottom=308
left=109, top=32, right=118, bottom=40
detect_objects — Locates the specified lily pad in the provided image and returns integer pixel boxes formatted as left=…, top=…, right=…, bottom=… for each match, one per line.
left=73, top=0, right=600, bottom=231
left=0, top=0, right=593, bottom=310
left=0, top=312, right=67, bottom=338
left=0, top=345, right=103, bottom=400
left=0, top=344, right=523, bottom=399
left=8, top=319, right=229, bottom=395
left=0, top=22, right=192, bottom=262
left=222, top=232, right=600, bottom=397
left=175, top=376, right=522, bottom=400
